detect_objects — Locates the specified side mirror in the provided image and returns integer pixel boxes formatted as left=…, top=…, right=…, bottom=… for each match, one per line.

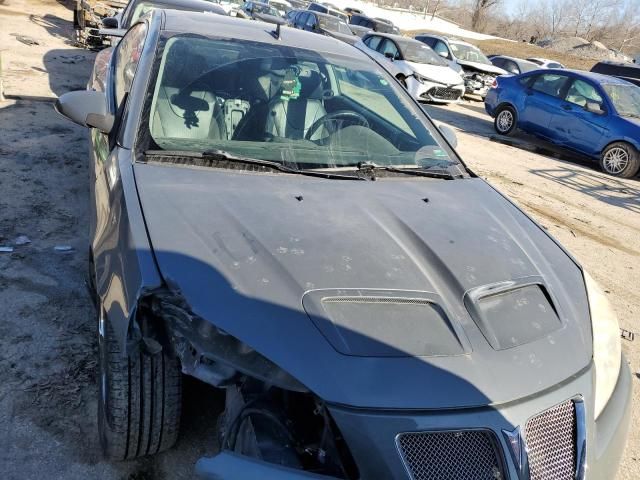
left=437, top=50, right=448, bottom=58
left=439, top=124, right=458, bottom=148
left=585, top=101, right=605, bottom=115
left=54, top=90, right=114, bottom=133
left=384, top=51, right=394, bottom=60
left=102, top=16, right=119, bottom=28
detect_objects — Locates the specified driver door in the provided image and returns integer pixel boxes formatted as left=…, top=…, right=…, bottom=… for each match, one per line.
left=518, top=73, right=570, bottom=140
left=549, top=78, right=609, bottom=156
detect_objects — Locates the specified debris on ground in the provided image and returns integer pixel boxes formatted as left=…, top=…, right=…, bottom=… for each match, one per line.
left=0, top=246, right=15, bottom=253
left=14, top=235, right=31, bottom=246
left=54, top=245, right=74, bottom=252
left=11, top=34, right=41, bottom=46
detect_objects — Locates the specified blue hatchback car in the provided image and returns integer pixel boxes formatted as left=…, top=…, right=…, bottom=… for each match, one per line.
left=485, top=69, right=640, bottom=178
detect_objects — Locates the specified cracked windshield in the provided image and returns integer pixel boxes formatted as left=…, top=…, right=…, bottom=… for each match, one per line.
left=148, top=36, right=459, bottom=171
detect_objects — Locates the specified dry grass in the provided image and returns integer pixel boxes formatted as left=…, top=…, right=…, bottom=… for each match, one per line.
left=403, top=30, right=597, bottom=71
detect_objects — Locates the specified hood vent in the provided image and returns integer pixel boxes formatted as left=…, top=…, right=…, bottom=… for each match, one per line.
left=303, top=290, right=468, bottom=358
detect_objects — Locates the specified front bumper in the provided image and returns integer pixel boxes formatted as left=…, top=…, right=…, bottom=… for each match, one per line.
left=405, top=76, right=465, bottom=104
left=195, top=359, right=632, bottom=479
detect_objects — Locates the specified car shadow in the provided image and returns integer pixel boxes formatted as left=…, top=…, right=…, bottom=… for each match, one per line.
left=424, top=103, right=495, bottom=138
left=43, top=48, right=96, bottom=95
left=529, top=166, right=640, bottom=213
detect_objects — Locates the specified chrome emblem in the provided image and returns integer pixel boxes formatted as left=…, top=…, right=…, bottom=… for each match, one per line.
left=502, top=426, right=528, bottom=480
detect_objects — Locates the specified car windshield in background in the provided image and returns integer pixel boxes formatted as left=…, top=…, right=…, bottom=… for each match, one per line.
left=450, top=42, right=491, bottom=64
left=603, top=83, right=640, bottom=118
left=147, top=35, right=460, bottom=172
left=318, top=16, right=352, bottom=35
left=254, top=3, right=278, bottom=14
left=398, top=41, right=446, bottom=66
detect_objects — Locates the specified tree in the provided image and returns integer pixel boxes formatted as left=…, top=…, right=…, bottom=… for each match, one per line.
left=471, top=0, right=501, bottom=32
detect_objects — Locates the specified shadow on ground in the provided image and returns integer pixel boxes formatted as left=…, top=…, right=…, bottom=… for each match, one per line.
left=530, top=166, right=640, bottom=213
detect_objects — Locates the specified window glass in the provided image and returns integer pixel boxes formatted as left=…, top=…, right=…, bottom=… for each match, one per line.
left=603, top=84, right=640, bottom=118
left=491, top=57, right=504, bottom=68
left=449, top=42, right=491, bottom=64
left=379, top=39, right=399, bottom=59
left=148, top=36, right=461, bottom=172
left=305, top=13, right=316, bottom=28
left=296, top=12, right=309, bottom=27
left=548, top=62, right=563, bottom=69
left=130, top=2, right=155, bottom=25
left=530, top=74, right=569, bottom=98
left=565, top=79, right=603, bottom=107
left=433, top=40, right=449, bottom=58
left=114, top=22, right=148, bottom=107
left=365, top=35, right=382, bottom=50
left=503, top=60, right=520, bottom=75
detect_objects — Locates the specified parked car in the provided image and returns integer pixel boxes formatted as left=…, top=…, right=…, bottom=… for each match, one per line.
left=268, top=0, right=292, bottom=16
left=101, top=0, right=225, bottom=32
left=489, top=55, right=540, bottom=75
left=217, top=0, right=244, bottom=16
left=373, top=17, right=399, bottom=34
left=55, top=9, right=631, bottom=480
left=591, top=61, right=640, bottom=87
left=237, top=0, right=282, bottom=19
left=485, top=69, right=640, bottom=177
left=348, top=14, right=395, bottom=37
left=307, top=2, right=348, bottom=22
left=527, top=57, right=566, bottom=69
left=288, top=10, right=358, bottom=45
left=343, top=6, right=363, bottom=17
left=357, top=32, right=465, bottom=103
left=415, top=34, right=507, bottom=98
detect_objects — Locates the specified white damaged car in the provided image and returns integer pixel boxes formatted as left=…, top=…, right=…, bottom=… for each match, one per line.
left=357, top=33, right=466, bottom=104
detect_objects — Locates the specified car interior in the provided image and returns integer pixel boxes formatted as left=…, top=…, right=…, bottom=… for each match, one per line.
left=148, top=37, right=448, bottom=167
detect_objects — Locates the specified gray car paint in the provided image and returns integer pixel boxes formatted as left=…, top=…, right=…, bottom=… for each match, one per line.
left=134, top=163, right=592, bottom=409
left=76, top=10, right=631, bottom=479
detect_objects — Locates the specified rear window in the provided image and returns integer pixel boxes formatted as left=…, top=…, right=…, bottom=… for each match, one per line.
left=530, top=73, right=569, bottom=97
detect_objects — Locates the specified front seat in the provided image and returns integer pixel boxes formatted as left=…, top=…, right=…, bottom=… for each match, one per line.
left=150, top=43, right=225, bottom=140
left=265, top=69, right=327, bottom=140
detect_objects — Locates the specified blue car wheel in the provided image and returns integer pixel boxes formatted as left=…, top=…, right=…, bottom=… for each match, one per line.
left=494, top=105, right=517, bottom=136
left=600, top=142, right=640, bottom=178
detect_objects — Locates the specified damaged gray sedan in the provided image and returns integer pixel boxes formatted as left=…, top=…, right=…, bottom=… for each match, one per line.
left=55, top=10, right=631, bottom=480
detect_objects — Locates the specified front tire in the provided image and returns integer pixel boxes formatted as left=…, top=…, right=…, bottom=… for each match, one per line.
left=600, top=142, right=640, bottom=178
left=98, top=308, right=182, bottom=460
left=494, top=105, right=517, bottom=136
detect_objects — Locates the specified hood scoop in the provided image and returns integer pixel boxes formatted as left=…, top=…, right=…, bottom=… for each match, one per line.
left=303, top=289, right=470, bottom=357
left=464, top=277, right=563, bottom=351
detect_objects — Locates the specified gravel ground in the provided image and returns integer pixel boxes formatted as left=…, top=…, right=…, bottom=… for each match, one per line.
left=0, top=1, right=638, bottom=479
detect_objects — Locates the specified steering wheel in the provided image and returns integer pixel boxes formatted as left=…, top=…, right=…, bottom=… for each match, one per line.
left=305, top=110, right=370, bottom=141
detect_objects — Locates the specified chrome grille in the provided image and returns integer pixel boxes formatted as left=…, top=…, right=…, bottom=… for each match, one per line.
left=397, top=430, right=505, bottom=480
left=526, top=400, right=577, bottom=480
left=424, top=87, right=462, bottom=101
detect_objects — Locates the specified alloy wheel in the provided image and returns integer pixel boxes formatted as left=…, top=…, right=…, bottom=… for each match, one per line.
left=603, top=147, right=629, bottom=174
left=496, top=110, right=513, bottom=133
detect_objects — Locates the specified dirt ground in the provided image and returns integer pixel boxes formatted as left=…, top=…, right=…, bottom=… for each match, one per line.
left=0, top=1, right=638, bottom=479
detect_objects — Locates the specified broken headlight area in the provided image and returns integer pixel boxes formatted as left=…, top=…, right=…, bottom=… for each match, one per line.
left=143, top=291, right=359, bottom=479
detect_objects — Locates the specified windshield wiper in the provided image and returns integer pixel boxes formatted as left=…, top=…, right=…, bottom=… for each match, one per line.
left=357, top=162, right=457, bottom=180
left=144, top=150, right=365, bottom=180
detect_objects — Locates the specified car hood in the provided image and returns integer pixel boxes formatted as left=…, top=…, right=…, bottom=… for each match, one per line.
left=135, top=163, right=592, bottom=409
left=405, top=61, right=464, bottom=85
left=456, top=58, right=507, bottom=75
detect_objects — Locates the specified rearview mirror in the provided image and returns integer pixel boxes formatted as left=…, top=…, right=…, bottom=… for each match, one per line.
left=102, top=16, right=119, bottom=28
left=54, top=90, right=114, bottom=133
left=439, top=124, right=458, bottom=148
left=585, top=101, right=605, bottom=115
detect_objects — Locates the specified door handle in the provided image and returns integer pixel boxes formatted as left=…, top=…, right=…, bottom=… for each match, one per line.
left=562, top=104, right=573, bottom=111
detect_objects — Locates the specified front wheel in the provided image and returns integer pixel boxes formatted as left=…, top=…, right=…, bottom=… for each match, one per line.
left=98, top=308, right=182, bottom=460
left=600, top=142, right=640, bottom=178
left=494, top=105, right=517, bottom=135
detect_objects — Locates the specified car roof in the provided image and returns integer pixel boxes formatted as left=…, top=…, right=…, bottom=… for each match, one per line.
left=144, top=0, right=226, bottom=13
left=535, top=68, right=634, bottom=85
left=314, top=11, right=347, bottom=21
left=160, top=10, right=365, bottom=57
left=492, top=55, right=538, bottom=65
left=365, top=32, right=417, bottom=44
